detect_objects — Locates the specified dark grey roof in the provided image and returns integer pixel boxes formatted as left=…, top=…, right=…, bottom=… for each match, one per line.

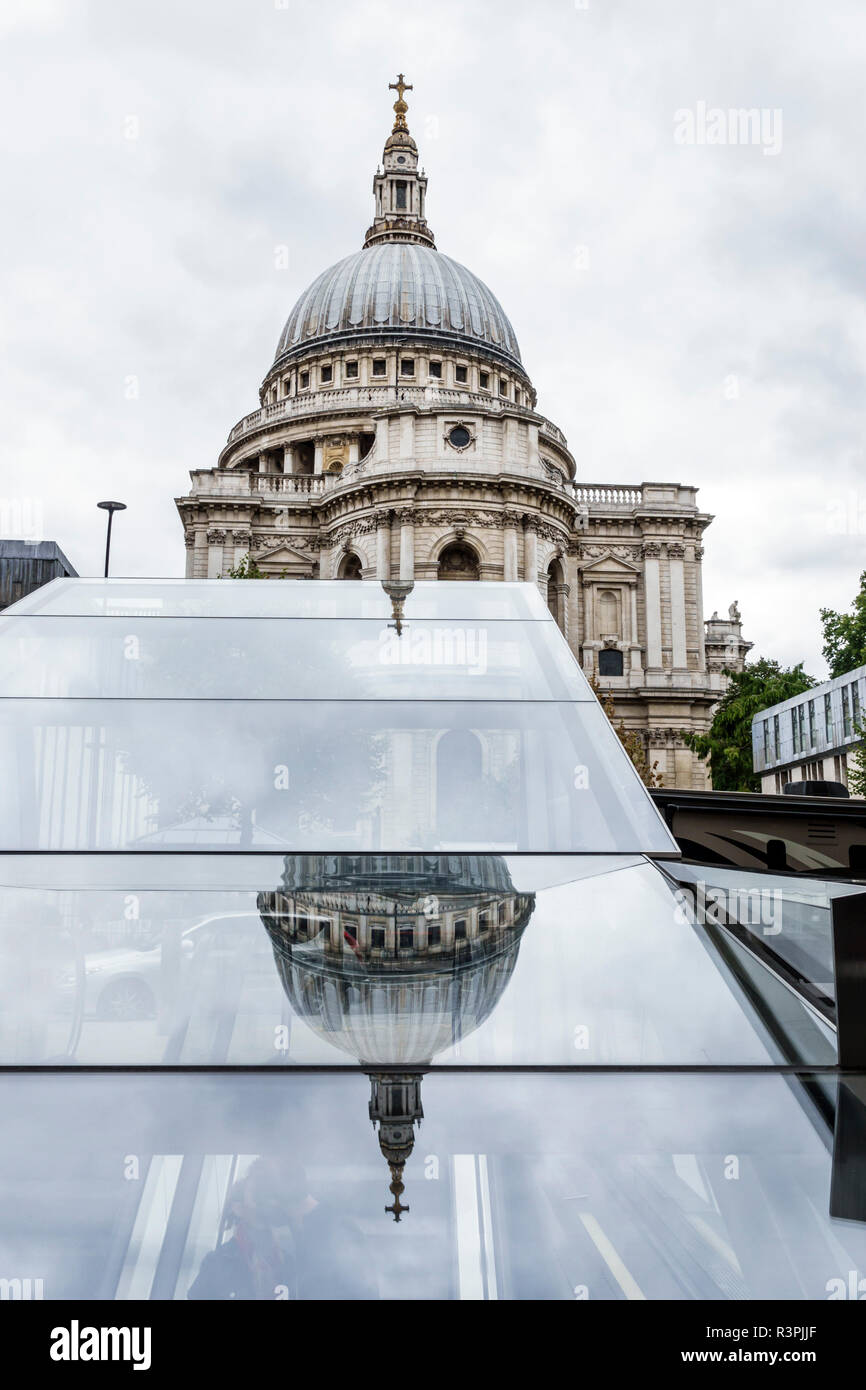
left=273, top=244, right=523, bottom=372
left=0, top=540, right=77, bottom=571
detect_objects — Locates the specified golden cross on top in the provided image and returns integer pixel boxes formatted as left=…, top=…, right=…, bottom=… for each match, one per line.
left=389, top=73, right=412, bottom=130
left=389, top=73, right=412, bottom=104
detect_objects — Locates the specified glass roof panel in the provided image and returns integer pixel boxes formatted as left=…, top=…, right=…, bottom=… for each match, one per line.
left=0, top=698, right=677, bottom=853
left=7, top=580, right=553, bottom=621
left=0, top=854, right=833, bottom=1066
left=0, top=1069, right=862, bottom=1299
left=0, top=616, right=591, bottom=701
left=664, top=862, right=865, bottom=1005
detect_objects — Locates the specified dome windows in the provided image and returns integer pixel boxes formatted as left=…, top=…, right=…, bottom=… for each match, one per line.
left=346, top=360, right=359, bottom=378
left=429, top=360, right=442, bottom=379
left=455, top=365, right=468, bottom=384
left=480, top=371, right=490, bottom=390
left=400, top=358, right=415, bottom=377
left=320, top=363, right=333, bottom=384
left=299, top=371, right=310, bottom=390
left=372, top=358, right=387, bottom=377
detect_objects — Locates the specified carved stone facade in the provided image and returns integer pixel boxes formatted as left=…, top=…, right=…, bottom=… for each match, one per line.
left=176, top=83, right=751, bottom=789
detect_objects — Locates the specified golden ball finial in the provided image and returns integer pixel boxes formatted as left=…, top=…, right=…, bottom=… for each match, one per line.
left=388, top=73, right=413, bottom=132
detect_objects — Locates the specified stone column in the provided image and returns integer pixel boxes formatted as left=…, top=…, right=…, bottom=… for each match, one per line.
left=375, top=416, right=390, bottom=463
left=258, top=452, right=269, bottom=474
left=692, top=543, right=707, bottom=671
left=348, top=437, right=360, bottom=467
left=581, top=580, right=595, bottom=674
left=313, top=439, right=324, bottom=474
left=566, top=551, right=581, bottom=658
left=668, top=543, right=688, bottom=670
left=400, top=413, right=415, bottom=461
left=282, top=444, right=293, bottom=474
left=376, top=512, right=391, bottom=580
left=523, top=522, right=538, bottom=585
left=398, top=509, right=415, bottom=581
left=193, top=528, right=209, bottom=579
left=628, top=583, right=643, bottom=683
left=527, top=421, right=540, bottom=460
left=232, top=530, right=251, bottom=568
left=206, top=529, right=225, bottom=578
left=319, top=539, right=337, bottom=579
left=184, top=533, right=195, bottom=578
left=503, top=511, right=520, bottom=581
left=642, top=542, right=663, bottom=670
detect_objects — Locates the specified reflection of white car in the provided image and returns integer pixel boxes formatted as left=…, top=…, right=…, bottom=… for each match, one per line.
left=61, top=913, right=266, bottom=1022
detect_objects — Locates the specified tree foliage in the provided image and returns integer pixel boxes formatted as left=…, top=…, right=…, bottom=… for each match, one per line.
left=820, top=571, right=866, bottom=679
left=847, top=718, right=866, bottom=798
left=683, top=658, right=815, bottom=791
left=218, top=554, right=269, bottom=579
left=590, top=676, right=664, bottom=787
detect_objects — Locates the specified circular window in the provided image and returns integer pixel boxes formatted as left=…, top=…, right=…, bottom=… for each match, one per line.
left=448, top=425, right=472, bottom=450
left=396, top=155, right=406, bottom=164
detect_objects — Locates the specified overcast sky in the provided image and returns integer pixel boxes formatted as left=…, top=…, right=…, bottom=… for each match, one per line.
left=1, top=0, right=864, bottom=674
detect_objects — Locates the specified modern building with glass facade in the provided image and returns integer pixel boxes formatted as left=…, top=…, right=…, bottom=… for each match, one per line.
left=752, top=665, right=865, bottom=793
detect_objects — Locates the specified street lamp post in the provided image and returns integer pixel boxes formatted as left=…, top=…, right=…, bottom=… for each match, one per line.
left=97, top=501, right=127, bottom=578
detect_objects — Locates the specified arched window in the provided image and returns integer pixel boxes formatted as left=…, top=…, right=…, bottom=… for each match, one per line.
left=338, top=552, right=363, bottom=580
left=547, top=559, right=565, bottom=628
left=598, top=648, right=624, bottom=677
left=437, top=542, right=479, bottom=581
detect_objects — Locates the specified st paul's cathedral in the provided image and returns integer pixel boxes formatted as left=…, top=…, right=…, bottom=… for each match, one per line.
left=176, top=78, right=750, bottom=789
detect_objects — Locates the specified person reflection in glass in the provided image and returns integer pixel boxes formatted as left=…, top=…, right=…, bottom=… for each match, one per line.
left=188, top=1156, right=372, bottom=1300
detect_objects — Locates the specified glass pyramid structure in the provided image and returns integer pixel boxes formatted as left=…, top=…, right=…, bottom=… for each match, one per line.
left=0, top=578, right=678, bottom=855
left=2, top=576, right=864, bottom=1304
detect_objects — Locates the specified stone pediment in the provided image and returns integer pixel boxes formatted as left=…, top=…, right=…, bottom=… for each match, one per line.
left=256, top=543, right=316, bottom=567
left=579, top=550, right=641, bottom=579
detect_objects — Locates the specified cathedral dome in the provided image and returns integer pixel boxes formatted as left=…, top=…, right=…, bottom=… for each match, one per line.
left=272, top=243, right=523, bottom=374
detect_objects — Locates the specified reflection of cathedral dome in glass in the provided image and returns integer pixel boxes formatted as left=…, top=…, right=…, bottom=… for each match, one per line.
left=273, top=244, right=523, bottom=372
left=257, top=854, right=535, bottom=1067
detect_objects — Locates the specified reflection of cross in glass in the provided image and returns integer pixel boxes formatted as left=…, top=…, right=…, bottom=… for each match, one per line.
left=389, top=74, right=413, bottom=104
left=386, top=1172, right=409, bottom=1222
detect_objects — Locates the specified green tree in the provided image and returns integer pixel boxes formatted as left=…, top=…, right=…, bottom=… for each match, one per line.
left=820, top=571, right=866, bottom=678
left=590, top=676, right=663, bottom=787
left=847, top=718, right=866, bottom=798
left=219, top=554, right=268, bottom=579
left=683, top=659, right=815, bottom=791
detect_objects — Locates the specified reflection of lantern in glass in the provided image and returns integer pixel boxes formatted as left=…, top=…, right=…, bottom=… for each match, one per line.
left=258, top=854, right=535, bottom=1219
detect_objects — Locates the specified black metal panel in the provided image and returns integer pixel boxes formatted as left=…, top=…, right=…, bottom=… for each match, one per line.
left=831, top=891, right=866, bottom=1068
